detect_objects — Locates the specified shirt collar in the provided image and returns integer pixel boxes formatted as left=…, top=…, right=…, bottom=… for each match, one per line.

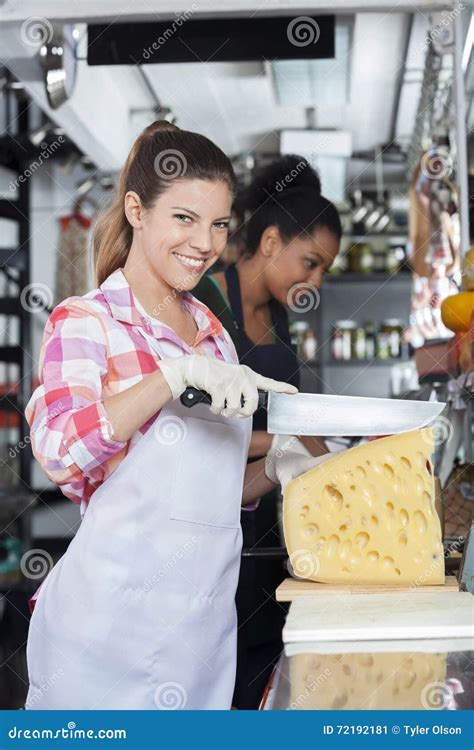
left=99, top=268, right=223, bottom=345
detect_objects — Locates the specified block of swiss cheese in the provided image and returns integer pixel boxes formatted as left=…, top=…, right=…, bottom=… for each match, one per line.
left=283, top=429, right=444, bottom=585
left=289, top=651, right=447, bottom=710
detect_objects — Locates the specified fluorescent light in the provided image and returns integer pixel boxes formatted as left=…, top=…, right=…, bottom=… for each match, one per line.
left=272, top=22, right=351, bottom=109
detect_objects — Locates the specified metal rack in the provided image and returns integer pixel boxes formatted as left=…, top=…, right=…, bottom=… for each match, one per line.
left=0, top=81, right=35, bottom=557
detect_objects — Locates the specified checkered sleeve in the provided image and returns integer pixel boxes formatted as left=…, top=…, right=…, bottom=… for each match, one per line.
left=25, top=300, right=127, bottom=503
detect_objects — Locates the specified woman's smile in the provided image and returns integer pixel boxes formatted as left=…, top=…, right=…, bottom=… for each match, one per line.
left=172, top=251, right=207, bottom=271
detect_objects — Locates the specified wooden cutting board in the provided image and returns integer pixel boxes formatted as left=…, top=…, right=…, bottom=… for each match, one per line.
left=276, top=575, right=459, bottom=602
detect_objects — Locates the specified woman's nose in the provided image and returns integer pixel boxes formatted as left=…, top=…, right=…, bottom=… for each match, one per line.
left=308, top=267, right=324, bottom=289
left=189, top=227, right=213, bottom=254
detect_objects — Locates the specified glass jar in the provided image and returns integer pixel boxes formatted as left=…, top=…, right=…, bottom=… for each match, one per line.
left=348, top=243, right=374, bottom=273
left=380, top=319, right=404, bottom=358
left=352, top=327, right=367, bottom=360
left=386, top=244, right=403, bottom=273
left=290, top=321, right=309, bottom=360
left=332, top=320, right=356, bottom=360
left=377, top=330, right=390, bottom=359
left=302, top=329, right=317, bottom=361
left=364, top=322, right=376, bottom=360
left=372, top=249, right=386, bottom=273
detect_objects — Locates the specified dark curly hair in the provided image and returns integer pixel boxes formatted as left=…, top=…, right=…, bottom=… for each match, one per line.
left=234, top=154, right=342, bottom=255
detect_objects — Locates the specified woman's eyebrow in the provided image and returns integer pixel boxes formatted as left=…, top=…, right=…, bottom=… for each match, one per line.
left=171, top=206, right=231, bottom=221
left=307, top=250, right=324, bottom=264
left=309, top=248, right=333, bottom=270
left=171, top=206, right=200, bottom=217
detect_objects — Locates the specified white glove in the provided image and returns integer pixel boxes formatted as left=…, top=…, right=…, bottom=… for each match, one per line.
left=159, top=354, right=298, bottom=418
left=264, top=434, right=334, bottom=491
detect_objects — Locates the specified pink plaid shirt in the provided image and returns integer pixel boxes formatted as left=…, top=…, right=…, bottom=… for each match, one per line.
left=26, top=268, right=239, bottom=516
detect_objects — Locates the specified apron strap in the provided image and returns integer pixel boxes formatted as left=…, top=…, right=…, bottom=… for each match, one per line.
left=224, top=264, right=245, bottom=332
left=225, top=263, right=285, bottom=342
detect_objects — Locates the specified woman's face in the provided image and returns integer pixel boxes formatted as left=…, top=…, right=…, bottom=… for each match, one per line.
left=262, top=225, right=340, bottom=306
left=126, top=178, right=232, bottom=291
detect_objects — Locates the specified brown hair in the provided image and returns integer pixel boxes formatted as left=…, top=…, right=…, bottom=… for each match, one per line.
left=93, top=120, right=237, bottom=286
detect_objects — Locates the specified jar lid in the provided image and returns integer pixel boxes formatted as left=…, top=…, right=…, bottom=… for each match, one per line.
left=290, top=321, right=309, bottom=332
left=334, top=320, right=357, bottom=328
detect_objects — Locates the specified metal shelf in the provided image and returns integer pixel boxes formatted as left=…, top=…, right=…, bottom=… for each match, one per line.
left=302, top=359, right=410, bottom=368
left=324, top=358, right=412, bottom=367
left=325, top=271, right=412, bottom=283
left=345, top=233, right=408, bottom=241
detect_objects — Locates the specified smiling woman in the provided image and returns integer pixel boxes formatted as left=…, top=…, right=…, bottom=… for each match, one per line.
left=24, top=120, right=299, bottom=711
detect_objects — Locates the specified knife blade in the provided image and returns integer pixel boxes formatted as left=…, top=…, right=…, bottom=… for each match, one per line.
left=180, top=388, right=446, bottom=436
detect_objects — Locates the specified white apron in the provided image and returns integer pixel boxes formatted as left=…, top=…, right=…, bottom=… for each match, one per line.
left=26, top=335, right=252, bottom=710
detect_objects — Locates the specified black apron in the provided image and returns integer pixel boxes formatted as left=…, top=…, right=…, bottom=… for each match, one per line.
left=225, top=264, right=300, bottom=709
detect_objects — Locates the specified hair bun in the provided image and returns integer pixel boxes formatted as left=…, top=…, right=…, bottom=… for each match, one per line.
left=236, top=154, right=321, bottom=213
left=147, top=120, right=180, bottom=135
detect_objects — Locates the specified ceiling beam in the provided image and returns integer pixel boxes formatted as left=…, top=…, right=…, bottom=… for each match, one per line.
left=0, top=0, right=454, bottom=24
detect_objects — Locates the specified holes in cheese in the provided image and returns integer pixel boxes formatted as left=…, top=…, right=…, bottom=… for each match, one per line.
left=283, top=429, right=444, bottom=585
left=289, top=651, right=447, bottom=710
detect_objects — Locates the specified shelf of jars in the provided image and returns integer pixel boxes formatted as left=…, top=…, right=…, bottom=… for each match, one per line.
left=291, top=320, right=410, bottom=363
left=334, top=231, right=410, bottom=276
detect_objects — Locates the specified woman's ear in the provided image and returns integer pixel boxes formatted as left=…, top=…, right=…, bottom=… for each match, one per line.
left=260, top=225, right=284, bottom=258
left=124, top=191, right=144, bottom=229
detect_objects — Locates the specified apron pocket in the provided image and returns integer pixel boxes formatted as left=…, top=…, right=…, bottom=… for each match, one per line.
left=169, top=415, right=246, bottom=529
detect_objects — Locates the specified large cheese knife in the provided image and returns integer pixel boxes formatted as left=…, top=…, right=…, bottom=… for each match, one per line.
left=180, top=388, right=446, bottom=436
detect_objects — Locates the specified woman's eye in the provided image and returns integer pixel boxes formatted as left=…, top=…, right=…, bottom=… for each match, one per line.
left=305, top=258, right=318, bottom=270
left=213, top=222, right=230, bottom=230
left=174, top=214, right=193, bottom=223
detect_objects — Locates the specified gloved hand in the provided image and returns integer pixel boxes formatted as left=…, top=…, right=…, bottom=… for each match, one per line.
left=159, top=354, right=298, bottom=418
left=264, top=433, right=334, bottom=491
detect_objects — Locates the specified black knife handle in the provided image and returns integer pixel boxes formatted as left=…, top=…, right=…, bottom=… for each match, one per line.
left=180, top=387, right=267, bottom=410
